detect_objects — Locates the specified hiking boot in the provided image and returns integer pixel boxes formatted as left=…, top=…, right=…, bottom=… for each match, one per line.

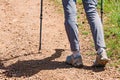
left=66, top=55, right=83, bottom=68
left=93, top=50, right=110, bottom=67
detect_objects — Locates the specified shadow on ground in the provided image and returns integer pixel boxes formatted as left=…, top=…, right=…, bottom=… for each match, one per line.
left=0, top=49, right=105, bottom=77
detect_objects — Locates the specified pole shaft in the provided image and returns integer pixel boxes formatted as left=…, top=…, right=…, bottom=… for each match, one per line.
left=39, top=0, right=43, bottom=50
left=101, top=0, right=103, bottom=23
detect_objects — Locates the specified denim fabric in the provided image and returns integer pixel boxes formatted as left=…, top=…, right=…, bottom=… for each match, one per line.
left=62, top=0, right=106, bottom=51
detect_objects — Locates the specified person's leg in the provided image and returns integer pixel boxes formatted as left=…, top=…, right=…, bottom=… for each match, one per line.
left=62, top=0, right=80, bottom=52
left=62, top=0, right=83, bottom=67
left=82, top=0, right=109, bottom=67
left=82, top=0, right=106, bottom=51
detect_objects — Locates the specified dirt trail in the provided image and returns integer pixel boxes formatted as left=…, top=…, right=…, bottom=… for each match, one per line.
left=0, top=0, right=120, bottom=80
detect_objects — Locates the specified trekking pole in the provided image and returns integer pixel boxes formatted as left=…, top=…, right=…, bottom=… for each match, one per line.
left=39, top=0, right=43, bottom=51
left=101, top=0, right=104, bottom=23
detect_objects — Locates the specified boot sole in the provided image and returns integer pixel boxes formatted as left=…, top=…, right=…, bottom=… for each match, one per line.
left=66, top=62, right=83, bottom=68
left=93, top=59, right=109, bottom=67
left=99, top=59, right=109, bottom=66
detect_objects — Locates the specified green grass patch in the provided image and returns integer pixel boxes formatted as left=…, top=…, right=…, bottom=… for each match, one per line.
left=103, top=0, right=120, bottom=60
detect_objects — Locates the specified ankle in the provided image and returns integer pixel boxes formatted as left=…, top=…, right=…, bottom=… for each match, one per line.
left=72, top=51, right=81, bottom=58
left=97, top=48, right=106, bottom=55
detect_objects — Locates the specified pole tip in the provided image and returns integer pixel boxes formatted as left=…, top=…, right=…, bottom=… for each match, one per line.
left=38, top=49, right=42, bottom=54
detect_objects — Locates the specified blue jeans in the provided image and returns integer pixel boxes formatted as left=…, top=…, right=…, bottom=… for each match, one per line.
left=62, top=0, right=106, bottom=51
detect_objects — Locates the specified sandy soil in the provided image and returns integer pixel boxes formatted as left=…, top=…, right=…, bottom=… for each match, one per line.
left=0, top=0, right=120, bottom=80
